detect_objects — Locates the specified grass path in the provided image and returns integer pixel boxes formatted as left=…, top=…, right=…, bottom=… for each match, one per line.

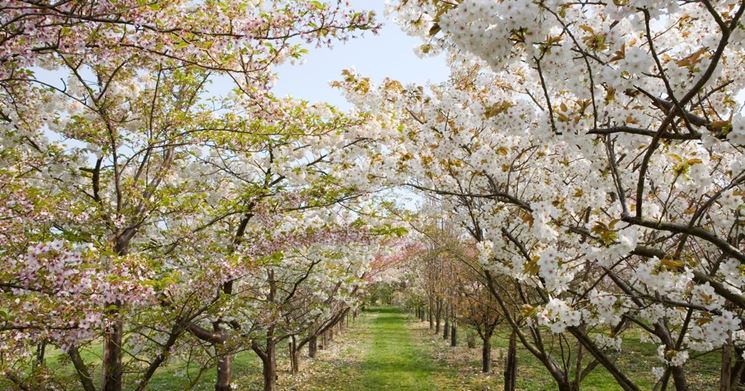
left=357, top=307, right=445, bottom=390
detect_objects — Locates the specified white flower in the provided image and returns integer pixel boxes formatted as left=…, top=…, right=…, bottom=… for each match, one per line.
left=727, top=114, right=745, bottom=146
left=622, top=47, right=653, bottom=75
left=537, top=298, right=582, bottom=333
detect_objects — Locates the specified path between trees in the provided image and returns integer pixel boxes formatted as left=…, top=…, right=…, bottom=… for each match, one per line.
left=358, top=307, right=441, bottom=390
left=287, top=306, right=470, bottom=390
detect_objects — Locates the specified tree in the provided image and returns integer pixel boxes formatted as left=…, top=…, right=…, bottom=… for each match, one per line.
left=338, top=1, right=745, bottom=388
left=1, top=1, right=377, bottom=390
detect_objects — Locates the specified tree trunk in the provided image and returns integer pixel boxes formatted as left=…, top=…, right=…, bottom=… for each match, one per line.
left=450, top=324, right=457, bottom=347
left=289, top=336, right=300, bottom=374
left=309, top=335, right=318, bottom=358
left=321, top=331, right=327, bottom=350
left=69, top=347, right=96, bottom=391
left=504, top=330, right=517, bottom=391
left=721, top=340, right=733, bottom=391
left=102, top=308, right=123, bottom=391
left=443, top=303, right=450, bottom=340
left=261, top=340, right=277, bottom=391
left=731, top=347, right=745, bottom=388
left=671, top=365, right=688, bottom=391
left=557, top=382, right=577, bottom=391
left=34, top=341, right=46, bottom=368
left=428, top=305, right=433, bottom=330
left=103, top=236, right=136, bottom=391
left=215, top=343, right=233, bottom=391
left=482, top=334, right=492, bottom=373
left=567, top=326, right=639, bottom=391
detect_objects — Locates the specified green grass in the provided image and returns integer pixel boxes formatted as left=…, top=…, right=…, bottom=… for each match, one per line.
left=359, top=307, right=454, bottom=390
left=487, top=326, right=721, bottom=391
left=142, top=350, right=259, bottom=390
left=411, top=318, right=724, bottom=391
left=3, top=309, right=725, bottom=390
left=2, top=343, right=261, bottom=390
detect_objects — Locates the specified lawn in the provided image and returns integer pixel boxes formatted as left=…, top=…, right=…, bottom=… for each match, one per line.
left=358, top=307, right=457, bottom=389
left=2, top=344, right=261, bottom=390
left=411, top=315, right=724, bottom=391
left=2, top=309, right=725, bottom=390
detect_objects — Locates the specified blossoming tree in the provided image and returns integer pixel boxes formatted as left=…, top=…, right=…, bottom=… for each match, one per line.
left=1, top=1, right=378, bottom=390
left=336, top=0, right=745, bottom=389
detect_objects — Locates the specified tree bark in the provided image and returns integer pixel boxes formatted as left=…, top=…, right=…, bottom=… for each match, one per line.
left=103, top=235, right=134, bottom=391
left=481, top=333, right=492, bottom=373
left=34, top=341, right=46, bottom=369
left=102, top=307, right=123, bottom=391
left=261, top=340, right=277, bottom=391
left=557, top=382, right=577, bottom=391
left=69, top=347, right=96, bottom=391
left=309, top=335, right=318, bottom=358
left=670, top=357, right=689, bottom=391
left=450, top=323, right=457, bottom=347
left=721, top=340, right=733, bottom=391
left=731, top=347, right=745, bottom=388
left=215, top=343, right=233, bottom=391
left=443, top=312, right=450, bottom=340
left=289, top=336, right=300, bottom=374
left=136, top=323, right=185, bottom=391
left=567, top=326, right=640, bottom=391
left=504, top=330, right=517, bottom=391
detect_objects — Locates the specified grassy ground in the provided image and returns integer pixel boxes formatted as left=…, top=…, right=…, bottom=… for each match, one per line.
left=2, top=308, right=726, bottom=390
left=358, top=307, right=456, bottom=389
left=411, top=316, right=724, bottom=391
left=2, top=344, right=261, bottom=390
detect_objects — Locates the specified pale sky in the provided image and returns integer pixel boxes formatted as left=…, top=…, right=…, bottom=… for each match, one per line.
left=272, top=1, right=449, bottom=108
left=33, top=2, right=448, bottom=110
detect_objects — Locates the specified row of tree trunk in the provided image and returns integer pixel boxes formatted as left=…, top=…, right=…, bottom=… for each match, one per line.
left=258, top=312, right=354, bottom=391
left=415, top=304, right=517, bottom=391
